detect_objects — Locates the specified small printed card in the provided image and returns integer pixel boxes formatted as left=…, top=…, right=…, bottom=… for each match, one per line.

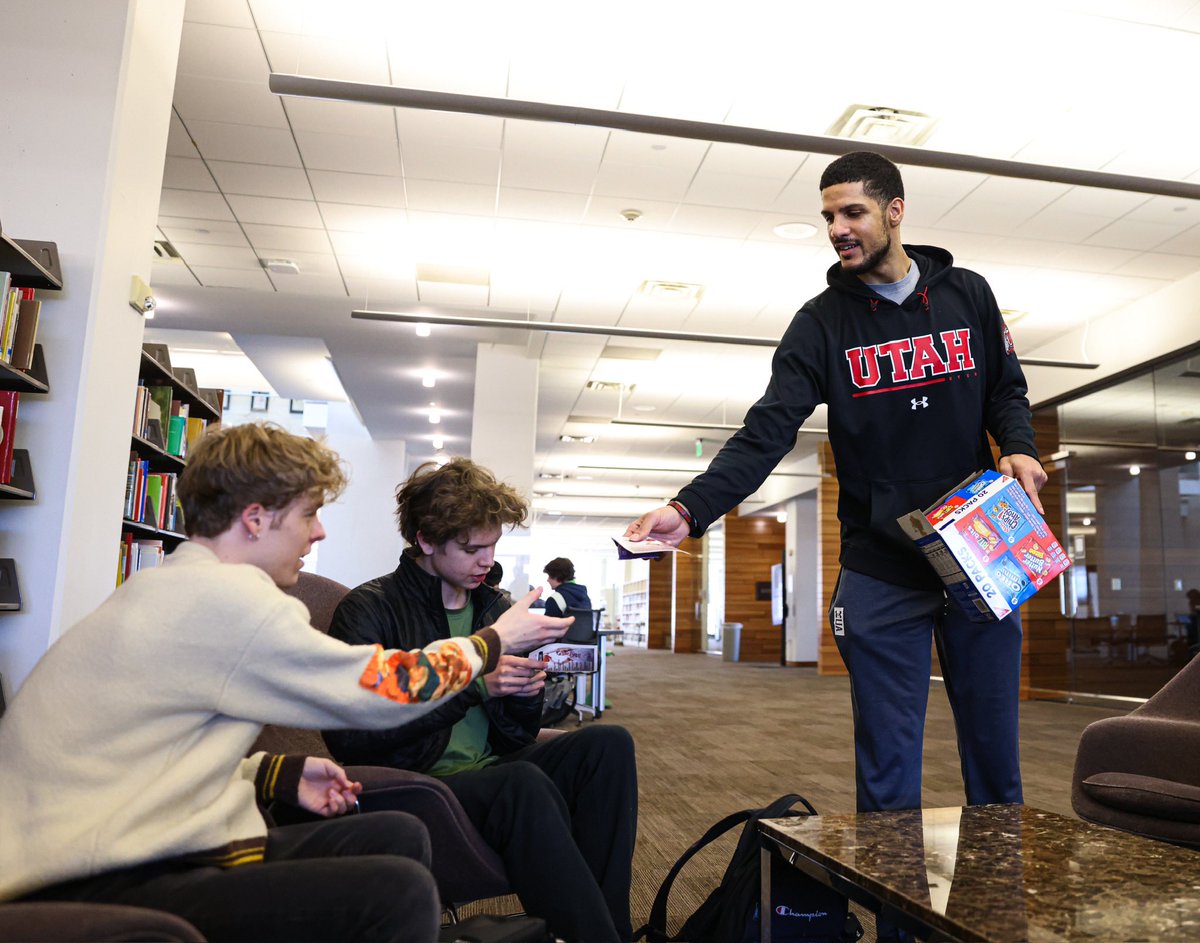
left=530, top=642, right=597, bottom=673
left=612, top=535, right=691, bottom=561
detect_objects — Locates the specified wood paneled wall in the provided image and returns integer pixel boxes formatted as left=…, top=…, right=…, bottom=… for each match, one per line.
left=647, top=557, right=672, bottom=650
left=674, top=540, right=703, bottom=653
left=723, top=507, right=787, bottom=662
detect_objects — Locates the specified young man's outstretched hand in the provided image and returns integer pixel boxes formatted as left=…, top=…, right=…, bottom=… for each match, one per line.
left=623, top=505, right=690, bottom=547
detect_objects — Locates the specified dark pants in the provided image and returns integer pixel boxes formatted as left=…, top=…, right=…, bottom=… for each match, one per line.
left=830, top=568, right=1023, bottom=812
left=442, top=724, right=638, bottom=943
left=24, top=812, right=439, bottom=943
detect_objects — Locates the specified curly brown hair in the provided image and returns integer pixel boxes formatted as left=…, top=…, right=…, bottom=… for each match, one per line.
left=396, top=458, right=527, bottom=552
left=178, top=422, right=348, bottom=538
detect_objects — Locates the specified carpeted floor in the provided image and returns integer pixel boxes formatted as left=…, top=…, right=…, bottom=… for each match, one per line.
left=457, top=645, right=1125, bottom=941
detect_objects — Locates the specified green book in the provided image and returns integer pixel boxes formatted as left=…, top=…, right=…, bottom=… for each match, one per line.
left=166, top=415, right=186, bottom=457
left=144, top=475, right=164, bottom=528
left=146, top=386, right=173, bottom=441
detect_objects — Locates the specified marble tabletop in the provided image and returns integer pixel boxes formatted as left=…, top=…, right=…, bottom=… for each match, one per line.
left=760, top=804, right=1200, bottom=942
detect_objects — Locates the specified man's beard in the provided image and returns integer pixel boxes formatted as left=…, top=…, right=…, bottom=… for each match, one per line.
left=845, top=229, right=891, bottom=278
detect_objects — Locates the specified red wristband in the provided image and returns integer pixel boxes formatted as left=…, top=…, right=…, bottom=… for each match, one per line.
left=667, top=500, right=694, bottom=529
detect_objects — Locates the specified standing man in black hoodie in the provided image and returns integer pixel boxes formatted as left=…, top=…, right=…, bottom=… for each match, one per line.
left=625, top=152, right=1046, bottom=821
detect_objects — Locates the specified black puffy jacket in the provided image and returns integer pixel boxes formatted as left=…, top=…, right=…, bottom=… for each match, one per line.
left=322, top=551, right=542, bottom=772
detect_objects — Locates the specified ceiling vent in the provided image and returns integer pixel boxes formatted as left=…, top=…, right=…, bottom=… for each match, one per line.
left=152, top=239, right=183, bottom=264
left=261, top=258, right=300, bottom=275
left=827, top=105, right=937, bottom=146
left=585, top=381, right=629, bottom=392
left=639, top=280, right=704, bottom=302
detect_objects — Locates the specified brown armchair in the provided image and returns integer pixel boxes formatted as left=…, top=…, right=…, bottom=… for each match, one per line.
left=1072, top=649, right=1200, bottom=846
left=268, top=571, right=512, bottom=912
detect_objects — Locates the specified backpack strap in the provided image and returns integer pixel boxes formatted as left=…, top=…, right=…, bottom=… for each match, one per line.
left=635, top=794, right=817, bottom=942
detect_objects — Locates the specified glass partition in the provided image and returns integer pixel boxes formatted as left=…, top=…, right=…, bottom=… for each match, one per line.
left=1048, top=352, right=1200, bottom=699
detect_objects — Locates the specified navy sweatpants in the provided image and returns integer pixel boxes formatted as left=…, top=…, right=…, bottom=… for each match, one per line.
left=830, top=567, right=1023, bottom=812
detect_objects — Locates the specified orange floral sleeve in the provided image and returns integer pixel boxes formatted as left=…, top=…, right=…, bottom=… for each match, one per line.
left=358, top=641, right=475, bottom=703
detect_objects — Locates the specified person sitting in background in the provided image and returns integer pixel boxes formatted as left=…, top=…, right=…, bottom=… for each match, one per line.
left=0, top=423, right=569, bottom=943
left=323, top=458, right=638, bottom=943
left=484, top=560, right=513, bottom=603
left=542, top=556, right=592, bottom=617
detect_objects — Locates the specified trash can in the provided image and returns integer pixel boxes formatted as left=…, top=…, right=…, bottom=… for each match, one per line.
left=721, top=622, right=743, bottom=662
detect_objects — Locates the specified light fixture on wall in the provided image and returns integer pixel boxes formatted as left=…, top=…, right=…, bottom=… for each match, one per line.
left=1130, top=464, right=1141, bottom=476
left=1188, top=450, right=1197, bottom=461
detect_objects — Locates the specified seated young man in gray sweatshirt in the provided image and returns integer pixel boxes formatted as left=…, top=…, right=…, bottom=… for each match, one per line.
left=0, top=423, right=570, bottom=943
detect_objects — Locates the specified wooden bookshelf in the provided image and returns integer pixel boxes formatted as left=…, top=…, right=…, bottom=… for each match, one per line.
left=0, top=231, right=59, bottom=613
left=120, top=343, right=223, bottom=585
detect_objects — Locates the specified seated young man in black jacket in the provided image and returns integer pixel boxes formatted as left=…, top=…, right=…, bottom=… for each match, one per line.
left=542, top=557, right=592, bottom=617
left=324, top=458, right=638, bottom=943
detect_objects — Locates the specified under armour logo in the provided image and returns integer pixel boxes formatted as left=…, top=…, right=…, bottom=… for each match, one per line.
left=911, top=396, right=929, bottom=409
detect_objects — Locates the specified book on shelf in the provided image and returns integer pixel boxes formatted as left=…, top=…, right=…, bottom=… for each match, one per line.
left=145, top=475, right=164, bottom=529
left=185, top=416, right=208, bottom=454
left=10, top=293, right=40, bottom=371
left=0, top=391, right=18, bottom=485
left=0, top=279, right=21, bottom=365
left=146, top=385, right=173, bottom=436
left=167, top=414, right=187, bottom=457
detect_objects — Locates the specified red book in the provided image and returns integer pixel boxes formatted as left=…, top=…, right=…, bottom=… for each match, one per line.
left=0, top=391, right=19, bottom=485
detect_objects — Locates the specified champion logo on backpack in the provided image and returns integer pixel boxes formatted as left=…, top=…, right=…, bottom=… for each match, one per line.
left=636, top=793, right=862, bottom=943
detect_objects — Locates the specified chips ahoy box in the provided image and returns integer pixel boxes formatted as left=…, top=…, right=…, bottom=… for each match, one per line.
left=896, top=469, right=1071, bottom=622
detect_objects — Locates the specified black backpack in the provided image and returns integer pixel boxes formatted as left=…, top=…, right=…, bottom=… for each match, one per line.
left=636, top=793, right=863, bottom=943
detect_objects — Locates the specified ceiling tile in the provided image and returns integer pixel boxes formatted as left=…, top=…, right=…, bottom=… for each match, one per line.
left=395, top=111, right=505, bottom=150
left=1084, top=218, right=1184, bottom=251
left=1113, top=253, right=1200, bottom=279
left=283, top=97, right=397, bottom=138
left=1019, top=209, right=1112, bottom=244
left=158, top=188, right=235, bottom=221
left=256, top=249, right=340, bottom=277
left=166, top=114, right=200, bottom=159
left=173, top=243, right=261, bottom=270
left=185, top=119, right=302, bottom=166
left=319, top=202, right=405, bottom=234
left=184, top=0, right=256, bottom=28
left=260, top=30, right=390, bottom=84
left=593, top=162, right=693, bottom=203
left=295, top=130, right=402, bottom=175
left=191, top=265, right=275, bottom=290
left=172, top=74, right=287, bottom=128
left=401, top=143, right=501, bottom=186
left=684, top=170, right=785, bottom=211
left=208, top=161, right=311, bottom=199
left=699, top=142, right=806, bottom=178
left=502, top=120, right=609, bottom=163
left=582, top=196, right=679, bottom=231
left=159, top=217, right=248, bottom=247
left=416, top=282, right=490, bottom=306
left=405, top=179, right=493, bottom=215
left=241, top=223, right=331, bottom=254
left=162, top=157, right=217, bottom=192
left=668, top=204, right=761, bottom=239
left=499, top=154, right=600, bottom=193
left=176, top=22, right=269, bottom=82
left=149, top=260, right=201, bottom=288
left=226, top=193, right=324, bottom=228
left=265, top=272, right=348, bottom=297
left=602, top=131, right=708, bottom=170
left=309, top=170, right=407, bottom=208
left=1153, top=225, right=1200, bottom=257
left=496, top=188, right=588, bottom=224
left=343, top=276, right=420, bottom=306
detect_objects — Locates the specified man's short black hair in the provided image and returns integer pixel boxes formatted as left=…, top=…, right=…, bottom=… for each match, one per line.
left=819, top=151, right=905, bottom=209
left=544, top=557, right=575, bottom=582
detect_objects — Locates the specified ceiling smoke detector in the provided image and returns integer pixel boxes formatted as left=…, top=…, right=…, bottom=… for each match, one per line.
left=261, top=258, right=300, bottom=275
left=827, top=105, right=937, bottom=146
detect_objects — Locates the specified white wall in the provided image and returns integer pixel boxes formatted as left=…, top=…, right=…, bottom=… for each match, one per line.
left=0, top=0, right=184, bottom=692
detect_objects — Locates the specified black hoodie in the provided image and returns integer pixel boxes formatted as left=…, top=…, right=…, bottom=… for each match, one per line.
left=675, top=245, right=1038, bottom=590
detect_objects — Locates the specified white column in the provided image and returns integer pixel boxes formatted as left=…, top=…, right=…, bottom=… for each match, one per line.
left=0, top=0, right=184, bottom=690
left=786, top=493, right=820, bottom=663
left=316, top=402, right=407, bottom=588
left=470, top=343, right=538, bottom=502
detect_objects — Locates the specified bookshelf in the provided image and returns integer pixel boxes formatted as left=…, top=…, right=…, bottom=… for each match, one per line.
left=619, top=578, right=649, bottom=647
left=0, top=232, right=60, bottom=613
left=120, top=343, right=223, bottom=585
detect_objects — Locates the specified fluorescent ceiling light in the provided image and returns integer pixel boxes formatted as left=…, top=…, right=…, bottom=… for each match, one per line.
left=268, top=73, right=1200, bottom=200
left=422, top=372, right=436, bottom=388
left=415, top=323, right=431, bottom=337
left=639, top=280, right=704, bottom=302
left=610, top=417, right=828, bottom=435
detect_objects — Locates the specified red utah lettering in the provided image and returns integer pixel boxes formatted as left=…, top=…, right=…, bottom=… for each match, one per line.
left=845, top=347, right=881, bottom=388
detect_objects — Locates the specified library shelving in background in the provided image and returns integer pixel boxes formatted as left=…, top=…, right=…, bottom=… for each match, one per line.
left=0, top=231, right=61, bottom=612
left=121, top=342, right=222, bottom=585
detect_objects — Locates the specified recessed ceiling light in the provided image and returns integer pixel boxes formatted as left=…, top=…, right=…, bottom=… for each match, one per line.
left=415, top=323, right=431, bottom=337
left=1187, top=450, right=1197, bottom=461
left=429, top=410, right=441, bottom=424
left=772, top=222, right=818, bottom=240
left=1082, top=517, right=1092, bottom=526
left=432, top=435, right=444, bottom=450
left=632, top=404, right=656, bottom=412
left=559, top=434, right=596, bottom=444
left=422, top=372, right=436, bottom=388
left=1130, top=464, right=1141, bottom=476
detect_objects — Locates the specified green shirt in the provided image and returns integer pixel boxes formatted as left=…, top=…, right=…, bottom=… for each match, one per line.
left=427, top=600, right=497, bottom=777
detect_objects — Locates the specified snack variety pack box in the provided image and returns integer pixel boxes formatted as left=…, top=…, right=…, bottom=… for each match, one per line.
left=897, top=469, right=1071, bottom=622
left=529, top=642, right=597, bottom=673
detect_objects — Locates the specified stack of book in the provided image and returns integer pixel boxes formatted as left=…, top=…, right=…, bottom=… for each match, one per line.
left=124, top=456, right=183, bottom=532
left=0, top=275, right=41, bottom=370
left=117, top=534, right=165, bottom=586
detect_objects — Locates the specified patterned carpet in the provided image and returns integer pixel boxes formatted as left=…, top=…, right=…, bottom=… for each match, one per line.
left=457, top=645, right=1125, bottom=941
